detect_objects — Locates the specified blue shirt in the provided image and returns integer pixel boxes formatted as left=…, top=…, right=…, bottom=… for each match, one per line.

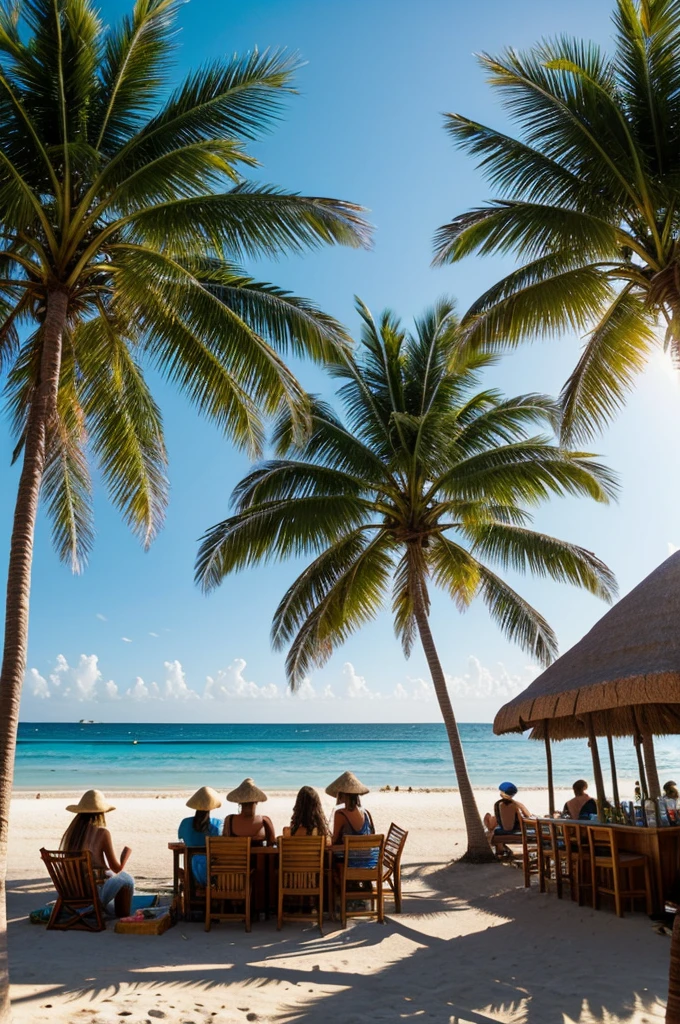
left=177, top=817, right=222, bottom=885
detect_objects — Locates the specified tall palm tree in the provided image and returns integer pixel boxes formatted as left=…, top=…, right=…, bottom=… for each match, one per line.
left=195, top=298, right=618, bottom=862
left=433, top=0, right=680, bottom=443
left=0, top=0, right=369, bottom=1007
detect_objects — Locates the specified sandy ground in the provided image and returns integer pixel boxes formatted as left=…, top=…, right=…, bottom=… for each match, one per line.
left=5, top=787, right=669, bottom=1024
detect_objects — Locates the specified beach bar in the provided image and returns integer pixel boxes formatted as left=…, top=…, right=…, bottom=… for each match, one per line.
left=493, top=551, right=680, bottom=913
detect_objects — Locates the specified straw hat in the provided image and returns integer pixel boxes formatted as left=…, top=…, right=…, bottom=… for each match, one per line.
left=325, top=771, right=369, bottom=797
left=227, top=778, right=268, bottom=804
left=66, top=789, right=116, bottom=814
left=186, top=786, right=222, bottom=811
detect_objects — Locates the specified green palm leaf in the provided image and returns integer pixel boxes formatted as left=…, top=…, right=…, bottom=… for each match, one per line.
left=437, top=0, right=680, bottom=437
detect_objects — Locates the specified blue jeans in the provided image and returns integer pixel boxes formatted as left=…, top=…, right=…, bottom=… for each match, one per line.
left=99, top=871, right=134, bottom=915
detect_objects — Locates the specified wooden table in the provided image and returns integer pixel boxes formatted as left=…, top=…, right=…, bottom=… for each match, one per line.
left=534, top=818, right=680, bottom=915
left=168, top=842, right=344, bottom=921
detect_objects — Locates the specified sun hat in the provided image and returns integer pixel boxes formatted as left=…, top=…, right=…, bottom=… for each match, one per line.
left=186, top=786, right=222, bottom=811
left=66, top=789, right=116, bottom=814
left=227, top=778, right=268, bottom=804
left=325, top=771, right=370, bottom=797
left=499, top=781, right=518, bottom=797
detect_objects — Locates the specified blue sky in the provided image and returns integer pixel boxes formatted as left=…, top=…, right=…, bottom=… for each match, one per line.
left=4, top=0, right=680, bottom=723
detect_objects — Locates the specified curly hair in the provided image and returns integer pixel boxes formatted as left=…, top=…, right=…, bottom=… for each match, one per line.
left=290, top=786, right=329, bottom=838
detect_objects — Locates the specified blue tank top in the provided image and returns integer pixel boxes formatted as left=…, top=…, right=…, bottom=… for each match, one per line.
left=336, top=810, right=378, bottom=867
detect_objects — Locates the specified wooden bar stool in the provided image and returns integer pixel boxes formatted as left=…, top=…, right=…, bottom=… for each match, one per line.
left=587, top=826, right=652, bottom=917
left=518, top=814, right=539, bottom=888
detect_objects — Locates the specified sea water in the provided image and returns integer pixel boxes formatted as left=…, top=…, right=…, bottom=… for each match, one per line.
left=14, top=722, right=680, bottom=794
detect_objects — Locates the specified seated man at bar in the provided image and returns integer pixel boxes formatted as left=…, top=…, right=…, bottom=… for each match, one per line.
left=563, top=779, right=597, bottom=820
left=483, top=781, right=531, bottom=836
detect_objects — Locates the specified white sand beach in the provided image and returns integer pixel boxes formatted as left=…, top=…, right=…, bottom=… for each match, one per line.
left=5, top=787, right=669, bottom=1024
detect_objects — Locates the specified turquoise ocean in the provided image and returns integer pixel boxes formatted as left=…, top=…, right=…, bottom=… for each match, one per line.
left=14, top=722, right=680, bottom=794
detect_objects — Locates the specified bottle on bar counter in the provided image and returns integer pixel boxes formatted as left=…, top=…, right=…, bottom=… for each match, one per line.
left=657, top=798, right=671, bottom=827
left=644, top=798, right=658, bottom=828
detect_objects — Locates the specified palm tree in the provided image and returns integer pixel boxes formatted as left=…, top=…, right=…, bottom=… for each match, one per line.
left=433, top=0, right=680, bottom=443
left=195, top=298, right=618, bottom=862
left=0, top=0, right=369, bottom=1006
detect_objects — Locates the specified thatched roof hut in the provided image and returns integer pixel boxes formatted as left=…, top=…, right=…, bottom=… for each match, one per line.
left=493, top=550, right=680, bottom=738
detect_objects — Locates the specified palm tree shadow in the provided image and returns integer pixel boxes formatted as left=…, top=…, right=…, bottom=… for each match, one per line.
left=7, top=866, right=669, bottom=1022
left=273, top=862, right=668, bottom=1023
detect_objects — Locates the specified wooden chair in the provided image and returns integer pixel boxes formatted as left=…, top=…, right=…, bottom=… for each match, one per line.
left=40, top=848, right=105, bottom=932
left=587, top=826, right=653, bottom=917
left=177, top=846, right=207, bottom=921
left=277, top=835, right=325, bottom=933
left=518, top=815, right=539, bottom=888
left=335, top=834, right=385, bottom=928
left=560, top=821, right=591, bottom=906
left=381, top=822, right=408, bottom=912
left=205, top=836, right=252, bottom=932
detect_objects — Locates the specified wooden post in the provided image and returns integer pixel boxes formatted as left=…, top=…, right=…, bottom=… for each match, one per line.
left=606, top=727, right=620, bottom=810
left=585, top=713, right=606, bottom=817
left=631, top=707, right=648, bottom=799
left=640, top=723, right=661, bottom=799
left=544, top=720, right=555, bottom=816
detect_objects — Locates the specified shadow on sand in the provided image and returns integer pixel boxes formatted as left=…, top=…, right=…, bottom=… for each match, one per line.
left=7, top=860, right=669, bottom=1023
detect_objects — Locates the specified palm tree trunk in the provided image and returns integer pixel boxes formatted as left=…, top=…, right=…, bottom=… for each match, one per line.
left=0, top=289, right=67, bottom=1021
left=412, top=585, right=494, bottom=863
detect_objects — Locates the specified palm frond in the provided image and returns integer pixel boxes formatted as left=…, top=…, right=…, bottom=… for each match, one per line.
left=195, top=495, right=373, bottom=592
left=559, top=283, right=658, bottom=444
left=74, top=315, right=168, bottom=548
left=467, top=522, right=618, bottom=601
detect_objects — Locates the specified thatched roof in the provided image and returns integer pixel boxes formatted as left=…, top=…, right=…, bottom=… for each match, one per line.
left=494, top=551, right=680, bottom=736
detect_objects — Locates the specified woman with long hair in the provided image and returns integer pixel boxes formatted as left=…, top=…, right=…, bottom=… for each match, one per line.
left=60, top=789, right=134, bottom=917
left=177, top=786, right=223, bottom=885
left=283, top=786, right=330, bottom=839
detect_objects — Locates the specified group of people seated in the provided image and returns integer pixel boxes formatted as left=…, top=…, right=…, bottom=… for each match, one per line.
left=58, top=770, right=375, bottom=918
left=483, top=778, right=598, bottom=840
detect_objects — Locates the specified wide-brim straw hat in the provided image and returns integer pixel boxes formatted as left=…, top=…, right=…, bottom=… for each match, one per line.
left=186, top=786, right=222, bottom=811
left=325, top=771, right=369, bottom=797
left=66, top=789, right=115, bottom=814
left=227, top=778, right=267, bottom=804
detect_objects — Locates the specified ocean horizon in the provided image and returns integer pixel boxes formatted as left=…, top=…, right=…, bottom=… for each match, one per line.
left=14, top=721, right=680, bottom=795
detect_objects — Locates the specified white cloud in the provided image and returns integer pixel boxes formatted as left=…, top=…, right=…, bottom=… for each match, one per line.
left=669, top=542, right=679, bottom=556
left=149, top=632, right=159, bottom=638
left=126, top=677, right=160, bottom=701
left=23, top=652, right=536, bottom=723
left=121, top=636, right=132, bottom=643
left=343, top=661, right=374, bottom=699
left=161, top=660, right=200, bottom=700
left=28, top=654, right=119, bottom=703
left=96, top=613, right=107, bottom=622
left=411, top=676, right=434, bottom=702
left=204, top=658, right=279, bottom=701
left=445, top=655, right=538, bottom=701
left=294, top=678, right=316, bottom=701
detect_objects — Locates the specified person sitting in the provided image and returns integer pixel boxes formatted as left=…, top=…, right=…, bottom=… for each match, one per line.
left=60, top=789, right=134, bottom=918
left=664, top=780, right=679, bottom=801
left=327, top=771, right=377, bottom=869
left=177, top=786, right=223, bottom=886
left=562, top=779, right=597, bottom=820
left=223, top=778, right=276, bottom=845
left=483, top=782, right=531, bottom=837
left=283, top=786, right=330, bottom=840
